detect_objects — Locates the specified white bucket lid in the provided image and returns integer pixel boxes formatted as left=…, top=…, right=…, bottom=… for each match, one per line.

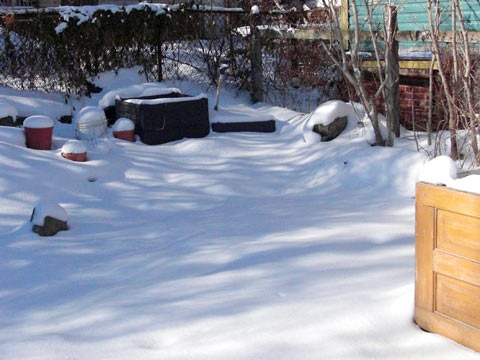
left=61, top=140, right=87, bottom=154
left=113, top=118, right=135, bottom=132
left=24, top=115, right=54, bottom=129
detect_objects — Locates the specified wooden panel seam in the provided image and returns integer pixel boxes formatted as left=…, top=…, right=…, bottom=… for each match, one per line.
left=433, top=250, right=480, bottom=287
left=415, top=200, right=435, bottom=311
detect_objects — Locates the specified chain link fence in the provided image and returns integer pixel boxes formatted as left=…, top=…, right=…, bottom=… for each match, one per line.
left=0, top=5, right=341, bottom=112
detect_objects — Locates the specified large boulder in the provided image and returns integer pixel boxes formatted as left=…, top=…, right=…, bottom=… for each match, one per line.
left=312, top=116, right=348, bottom=142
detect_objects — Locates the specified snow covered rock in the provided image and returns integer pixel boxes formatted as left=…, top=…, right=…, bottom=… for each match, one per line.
left=418, top=156, right=457, bottom=186
left=30, top=200, right=68, bottom=237
left=303, top=100, right=357, bottom=143
left=75, top=106, right=107, bottom=141
left=61, top=140, right=87, bottom=162
left=312, top=116, right=348, bottom=142
left=0, top=99, right=18, bottom=127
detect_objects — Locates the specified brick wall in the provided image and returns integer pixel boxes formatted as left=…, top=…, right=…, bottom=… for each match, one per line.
left=398, top=84, right=430, bottom=131
left=363, top=69, right=439, bottom=131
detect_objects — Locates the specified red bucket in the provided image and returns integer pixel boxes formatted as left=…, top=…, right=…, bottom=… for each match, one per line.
left=61, top=152, right=87, bottom=162
left=24, top=116, right=54, bottom=150
left=114, top=130, right=135, bottom=142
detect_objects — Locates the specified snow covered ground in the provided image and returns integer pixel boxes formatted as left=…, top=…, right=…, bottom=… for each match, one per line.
left=0, top=69, right=478, bottom=359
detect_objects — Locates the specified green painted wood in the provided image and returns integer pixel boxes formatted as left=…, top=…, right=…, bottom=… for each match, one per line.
left=351, top=0, right=480, bottom=30
left=349, top=0, right=480, bottom=51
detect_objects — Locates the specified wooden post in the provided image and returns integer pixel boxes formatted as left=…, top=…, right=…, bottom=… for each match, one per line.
left=383, top=5, right=400, bottom=145
left=250, top=11, right=263, bottom=103
left=156, top=18, right=164, bottom=82
left=214, top=65, right=227, bottom=111
left=340, top=0, right=349, bottom=49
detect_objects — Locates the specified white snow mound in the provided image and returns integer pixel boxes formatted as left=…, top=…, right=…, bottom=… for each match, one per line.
left=23, top=115, right=54, bottom=129
left=0, top=126, right=26, bottom=147
left=450, top=174, right=480, bottom=195
left=124, top=93, right=206, bottom=105
left=75, top=106, right=107, bottom=140
left=62, top=140, right=87, bottom=154
left=98, top=84, right=181, bottom=108
left=418, top=155, right=457, bottom=186
left=0, top=99, right=18, bottom=119
left=31, top=200, right=67, bottom=226
left=113, top=118, right=135, bottom=132
left=303, top=100, right=357, bottom=142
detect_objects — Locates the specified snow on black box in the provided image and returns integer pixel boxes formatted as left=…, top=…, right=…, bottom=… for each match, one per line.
left=115, top=92, right=210, bottom=145
left=210, top=106, right=276, bottom=133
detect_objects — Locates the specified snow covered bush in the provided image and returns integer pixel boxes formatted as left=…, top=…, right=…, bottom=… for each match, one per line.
left=0, top=5, right=171, bottom=94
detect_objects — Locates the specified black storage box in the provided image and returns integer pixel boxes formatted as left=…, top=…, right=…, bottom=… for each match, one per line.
left=115, top=93, right=210, bottom=145
left=211, top=120, right=276, bottom=133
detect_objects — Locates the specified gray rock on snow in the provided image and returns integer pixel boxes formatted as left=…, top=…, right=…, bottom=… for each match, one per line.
left=0, top=116, right=15, bottom=127
left=312, top=116, right=348, bottom=142
left=32, top=216, right=68, bottom=237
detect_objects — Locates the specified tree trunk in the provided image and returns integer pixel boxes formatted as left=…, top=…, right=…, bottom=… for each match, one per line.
left=156, top=20, right=163, bottom=82
left=250, top=12, right=263, bottom=103
left=383, top=5, right=400, bottom=146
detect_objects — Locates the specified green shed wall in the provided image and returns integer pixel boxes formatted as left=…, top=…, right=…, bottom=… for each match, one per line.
left=348, top=0, right=480, bottom=51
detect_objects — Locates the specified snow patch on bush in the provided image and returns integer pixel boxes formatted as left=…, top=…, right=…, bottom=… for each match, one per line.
left=55, top=3, right=171, bottom=33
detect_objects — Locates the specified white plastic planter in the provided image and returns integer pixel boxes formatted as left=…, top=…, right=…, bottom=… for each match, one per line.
left=75, top=107, right=107, bottom=141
